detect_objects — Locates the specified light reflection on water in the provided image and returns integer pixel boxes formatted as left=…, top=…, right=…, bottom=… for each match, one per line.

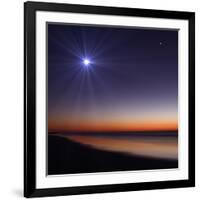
left=58, top=132, right=178, bottom=160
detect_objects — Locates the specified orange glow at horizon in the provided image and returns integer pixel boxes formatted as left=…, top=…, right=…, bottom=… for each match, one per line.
left=48, top=118, right=178, bottom=132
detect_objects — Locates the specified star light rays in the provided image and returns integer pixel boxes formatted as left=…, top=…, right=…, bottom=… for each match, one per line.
left=49, top=28, right=133, bottom=124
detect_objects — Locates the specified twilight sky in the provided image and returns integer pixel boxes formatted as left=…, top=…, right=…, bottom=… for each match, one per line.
left=48, top=23, right=178, bottom=132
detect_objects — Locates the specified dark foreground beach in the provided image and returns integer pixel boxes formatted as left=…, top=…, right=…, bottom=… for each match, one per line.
left=48, top=133, right=178, bottom=175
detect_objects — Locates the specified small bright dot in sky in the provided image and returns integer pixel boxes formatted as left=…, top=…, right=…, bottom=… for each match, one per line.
left=83, top=58, right=90, bottom=66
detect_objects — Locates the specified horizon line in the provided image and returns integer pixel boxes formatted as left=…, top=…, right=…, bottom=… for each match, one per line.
left=48, top=129, right=178, bottom=134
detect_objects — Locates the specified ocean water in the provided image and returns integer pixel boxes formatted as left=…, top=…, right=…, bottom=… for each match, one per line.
left=57, top=131, right=178, bottom=160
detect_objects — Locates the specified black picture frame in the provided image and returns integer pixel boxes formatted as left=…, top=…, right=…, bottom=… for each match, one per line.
left=24, top=1, right=195, bottom=198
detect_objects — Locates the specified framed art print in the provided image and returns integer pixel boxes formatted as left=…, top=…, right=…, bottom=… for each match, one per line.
left=24, top=1, right=195, bottom=198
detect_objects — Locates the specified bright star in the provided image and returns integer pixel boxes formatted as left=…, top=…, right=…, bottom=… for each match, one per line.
left=83, top=58, right=90, bottom=66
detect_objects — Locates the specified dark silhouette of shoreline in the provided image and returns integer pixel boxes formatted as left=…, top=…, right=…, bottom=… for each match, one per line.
left=48, top=134, right=178, bottom=175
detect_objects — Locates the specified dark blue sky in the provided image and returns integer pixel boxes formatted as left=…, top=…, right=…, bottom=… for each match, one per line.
left=48, top=23, right=178, bottom=132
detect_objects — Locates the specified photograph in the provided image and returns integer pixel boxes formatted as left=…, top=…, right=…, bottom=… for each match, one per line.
left=47, top=23, right=178, bottom=175
left=24, top=2, right=195, bottom=197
